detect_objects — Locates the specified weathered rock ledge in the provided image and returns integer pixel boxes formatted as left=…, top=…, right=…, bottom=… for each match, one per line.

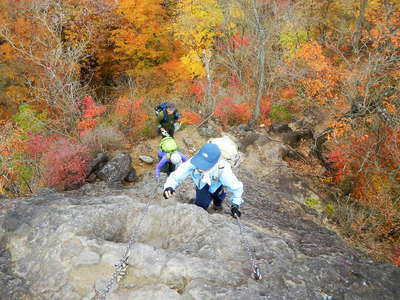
left=1, top=138, right=399, bottom=299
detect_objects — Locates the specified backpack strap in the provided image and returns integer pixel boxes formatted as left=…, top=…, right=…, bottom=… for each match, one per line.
left=167, top=150, right=178, bottom=159
left=162, top=108, right=168, bottom=122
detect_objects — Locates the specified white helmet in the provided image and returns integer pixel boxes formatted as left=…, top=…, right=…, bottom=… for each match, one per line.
left=170, top=152, right=182, bottom=166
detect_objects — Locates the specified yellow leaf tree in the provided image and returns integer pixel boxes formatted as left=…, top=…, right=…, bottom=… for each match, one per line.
left=172, top=0, right=225, bottom=104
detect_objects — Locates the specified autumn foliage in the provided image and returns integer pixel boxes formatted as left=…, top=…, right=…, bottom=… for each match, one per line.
left=259, top=96, right=272, bottom=125
left=294, top=41, right=342, bottom=105
left=77, top=96, right=107, bottom=135
left=327, top=127, right=400, bottom=240
left=393, top=246, right=400, bottom=267
left=214, top=97, right=252, bottom=126
left=181, top=111, right=202, bottom=125
left=231, top=33, right=250, bottom=49
left=24, top=133, right=58, bottom=159
left=40, top=138, right=90, bottom=189
left=280, top=87, right=297, bottom=100
left=0, top=0, right=399, bottom=266
left=189, top=81, right=205, bottom=102
left=114, top=96, right=148, bottom=139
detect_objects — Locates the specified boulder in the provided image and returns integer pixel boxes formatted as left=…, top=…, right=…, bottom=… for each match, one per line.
left=86, top=173, right=97, bottom=183
left=139, top=155, right=154, bottom=164
left=283, top=129, right=313, bottom=148
left=124, top=168, right=137, bottom=183
left=269, top=122, right=292, bottom=133
left=86, top=152, right=109, bottom=176
left=97, top=152, right=132, bottom=185
left=198, top=125, right=217, bottom=137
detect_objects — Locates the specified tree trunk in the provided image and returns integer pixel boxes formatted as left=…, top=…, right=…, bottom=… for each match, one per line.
left=352, top=0, right=368, bottom=54
left=202, top=50, right=214, bottom=114
left=248, top=0, right=267, bottom=128
left=249, top=40, right=266, bottom=128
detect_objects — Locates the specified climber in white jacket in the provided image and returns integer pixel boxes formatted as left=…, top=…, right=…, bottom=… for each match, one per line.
left=163, top=143, right=243, bottom=218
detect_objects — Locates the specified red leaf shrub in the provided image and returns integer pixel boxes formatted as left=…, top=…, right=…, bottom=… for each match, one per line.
left=280, top=87, right=297, bottom=99
left=24, top=133, right=58, bottom=159
left=327, top=128, right=400, bottom=238
left=40, top=138, right=90, bottom=188
left=214, top=97, right=252, bottom=126
left=260, top=96, right=272, bottom=125
left=231, top=33, right=250, bottom=49
left=77, top=96, right=107, bottom=135
left=189, top=80, right=204, bottom=102
left=393, top=245, right=400, bottom=267
left=80, top=96, right=107, bottom=118
left=181, top=111, right=202, bottom=125
left=327, top=148, right=347, bottom=183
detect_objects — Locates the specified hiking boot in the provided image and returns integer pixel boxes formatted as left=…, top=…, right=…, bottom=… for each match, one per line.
left=212, top=204, right=223, bottom=212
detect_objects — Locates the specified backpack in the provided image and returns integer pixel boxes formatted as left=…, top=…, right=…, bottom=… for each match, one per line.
left=160, top=137, right=178, bottom=157
left=207, top=136, right=241, bottom=169
left=154, top=102, right=180, bottom=122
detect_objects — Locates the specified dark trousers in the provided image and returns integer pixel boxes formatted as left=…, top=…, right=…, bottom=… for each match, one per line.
left=195, top=184, right=226, bottom=210
left=162, top=162, right=175, bottom=176
left=157, top=152, right=176, bottom=176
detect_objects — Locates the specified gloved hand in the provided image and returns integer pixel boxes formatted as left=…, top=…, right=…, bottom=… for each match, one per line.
left=163, top=187, right=175, bottom=199
left=160, top=127, right=169, bottom=137
left=230, top=205, right=241, bottom=218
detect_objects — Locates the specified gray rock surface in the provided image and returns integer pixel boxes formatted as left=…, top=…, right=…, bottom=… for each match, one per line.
left=183, top=137, right=194, bottom=148
left=139, top=155, right=154, bottom=164
left=87, top=152, right=109, bottom=176
left=86, top=173, right=98, bottom=183
left=97, top=152, right=132, bottom=185
left=124, top=168, right=137, bottom=183
left=269, top=122, right=292, bottom=133
left=198, top=125, right=218, bottom=137
left=0, top=141, right=399, bottom=300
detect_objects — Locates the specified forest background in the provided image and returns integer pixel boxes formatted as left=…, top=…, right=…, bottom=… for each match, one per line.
left=0, top=0, right=399, bottom=266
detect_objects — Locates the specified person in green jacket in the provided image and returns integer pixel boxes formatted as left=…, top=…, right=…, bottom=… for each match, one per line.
left=155, top=102, right=180, bottom=137
left=155, top=136, right=188, bottom=178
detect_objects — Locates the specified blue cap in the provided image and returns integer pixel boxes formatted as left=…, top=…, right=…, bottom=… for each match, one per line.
left=191, top=143, right=221, bottom=171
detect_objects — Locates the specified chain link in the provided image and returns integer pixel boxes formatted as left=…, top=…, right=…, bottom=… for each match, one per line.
left=234, top=214, right=262, bottom=280
left=94, top=186, right=155, bottom=300
left=93, top=182, right=260, bottom=299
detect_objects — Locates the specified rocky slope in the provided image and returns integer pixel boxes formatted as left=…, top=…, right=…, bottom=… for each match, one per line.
left=1, top=134, right=399, bottom=300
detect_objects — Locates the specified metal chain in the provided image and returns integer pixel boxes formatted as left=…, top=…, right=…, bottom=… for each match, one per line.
left=94, top=186, right=156, bottom=300
left=93, top=181, right=260, bottom=299
left=234, top=214, right=262, bottom=280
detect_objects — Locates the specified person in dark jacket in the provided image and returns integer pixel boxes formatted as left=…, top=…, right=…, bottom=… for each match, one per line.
left=156, top=102, right=180, bottom=137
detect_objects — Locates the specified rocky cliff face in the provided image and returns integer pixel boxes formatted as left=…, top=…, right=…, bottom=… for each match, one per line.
left=1, top=138, right=399, bottom=300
